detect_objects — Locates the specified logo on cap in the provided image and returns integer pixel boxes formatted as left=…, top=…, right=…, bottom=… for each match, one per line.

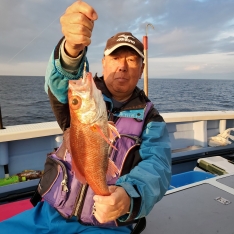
left=117, top=34, right=135, bottom=44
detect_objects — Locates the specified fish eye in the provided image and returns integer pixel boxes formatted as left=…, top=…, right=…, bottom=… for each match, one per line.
left=72, top=98, right=79, bottom=105
left=70, top=96, right=82, bottom=110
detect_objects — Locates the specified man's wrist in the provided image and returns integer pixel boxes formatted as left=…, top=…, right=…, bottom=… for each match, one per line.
left=59, top=39, right=85, bottom=73
left=64, top=41, right=84, bottom=58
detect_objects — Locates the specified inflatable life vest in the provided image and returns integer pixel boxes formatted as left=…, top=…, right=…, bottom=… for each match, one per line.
left=31, top=102, right=153, bottom=233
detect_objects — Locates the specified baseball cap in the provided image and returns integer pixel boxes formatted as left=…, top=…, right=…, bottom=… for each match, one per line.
left=104, top=32, right=144, bottom=59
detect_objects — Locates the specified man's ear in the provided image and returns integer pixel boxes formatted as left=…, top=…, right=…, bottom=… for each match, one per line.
left=140, top=62, right=145, bottom=77
left=141, top=62, right=145, bottom=72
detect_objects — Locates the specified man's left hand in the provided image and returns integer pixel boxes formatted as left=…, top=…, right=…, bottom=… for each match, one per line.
left=93, top=186, right=131, bottom=223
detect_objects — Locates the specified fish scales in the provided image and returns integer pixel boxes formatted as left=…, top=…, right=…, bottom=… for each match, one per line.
left=70, top=121, right=110, bottom=196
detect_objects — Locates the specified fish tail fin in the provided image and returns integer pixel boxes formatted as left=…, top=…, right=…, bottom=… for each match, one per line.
left=90, top=124, right=118, bottom=150
left=107, top=158, right=119, bottom=179
left=71, top=159, right=87, bottom=184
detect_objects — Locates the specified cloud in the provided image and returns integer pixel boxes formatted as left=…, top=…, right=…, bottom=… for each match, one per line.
left=0, top=61, right=48, bottom=76
left=148, top=52, right=234, bottom=79
left=184, top=65, right=203, bottom=71
left=0, top=0, right=234, bottom=79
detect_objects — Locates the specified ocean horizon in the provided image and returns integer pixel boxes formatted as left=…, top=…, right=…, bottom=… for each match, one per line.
left=1, top=75, right=233, bottom=80
left=1, top=75, right=234, bottom=127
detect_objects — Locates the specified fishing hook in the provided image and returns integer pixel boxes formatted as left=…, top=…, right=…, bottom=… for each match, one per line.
left=145, top=23, right=154, bottom=36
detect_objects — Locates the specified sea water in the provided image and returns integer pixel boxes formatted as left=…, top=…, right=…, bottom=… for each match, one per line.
left=0, top=76, right=234, bottom=126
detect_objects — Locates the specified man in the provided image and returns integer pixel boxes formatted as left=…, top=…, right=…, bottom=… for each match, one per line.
left=0, top=1, right=171, bottom=233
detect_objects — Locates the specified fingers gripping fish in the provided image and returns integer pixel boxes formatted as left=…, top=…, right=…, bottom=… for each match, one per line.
left=64, top=71, right=120, bottom=196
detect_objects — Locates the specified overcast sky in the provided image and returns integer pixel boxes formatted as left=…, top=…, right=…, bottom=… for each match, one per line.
left=1, top=0, right=234, bottom=79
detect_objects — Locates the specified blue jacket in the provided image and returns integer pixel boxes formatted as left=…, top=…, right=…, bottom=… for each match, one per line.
left=44, top=38, right=171, bottom=222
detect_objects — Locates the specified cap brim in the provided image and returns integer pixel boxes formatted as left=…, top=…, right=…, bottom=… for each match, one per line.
left=104, top=43, right=144, bottom=58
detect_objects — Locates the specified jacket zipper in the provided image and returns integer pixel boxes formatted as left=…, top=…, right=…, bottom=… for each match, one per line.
left=119, top=144, right=140, bottom=176
left=48, top=156, right=69, bottom=192
left=72, top=184, right=89, bottom=217
left=120, top=134, right=142, bottom=144
left=110, top=134, right=141, bottom=162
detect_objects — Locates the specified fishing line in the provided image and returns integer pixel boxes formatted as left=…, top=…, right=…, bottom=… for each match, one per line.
left=8, top=13, right=63, bottom=63
left=8, top=0, right=85, bottom=63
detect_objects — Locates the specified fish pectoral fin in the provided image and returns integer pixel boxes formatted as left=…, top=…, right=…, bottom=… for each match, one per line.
left=107, top=158, right=119, bottom=178
left=71, top=159, right=86, bottom=184
left=108, top=121, right=121, bottom=141
left=55, top=141, right=67, bottom=160
left=90, top=124, right=118, bottom=150
left=63, top=128, right=71, bottom=153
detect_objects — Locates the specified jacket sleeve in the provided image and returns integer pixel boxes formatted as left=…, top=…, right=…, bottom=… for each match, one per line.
left=44, top=38, right=89, bottom=130
left=44, top=37, right=89, bottom=104
left=116, top=117, right=171, bottom=221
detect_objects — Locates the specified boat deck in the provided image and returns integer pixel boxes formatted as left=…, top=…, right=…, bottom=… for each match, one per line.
left=143, top=173, right=234, bottom=234
left=1, top=111, right=234, bottom=232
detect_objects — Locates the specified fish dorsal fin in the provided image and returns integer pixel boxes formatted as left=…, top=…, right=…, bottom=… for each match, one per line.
left=90, top=123, right=118, bottom=150
left=64, top=128, right=86, bottom=184
left=71, top=158, right=87, bottom=184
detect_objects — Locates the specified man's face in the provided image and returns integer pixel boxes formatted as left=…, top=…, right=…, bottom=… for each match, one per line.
left=102, top=47, right=144, bottom=101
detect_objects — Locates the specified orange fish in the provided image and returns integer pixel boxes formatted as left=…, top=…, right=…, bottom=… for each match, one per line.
left=64, top=72, right=119, bottom=196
